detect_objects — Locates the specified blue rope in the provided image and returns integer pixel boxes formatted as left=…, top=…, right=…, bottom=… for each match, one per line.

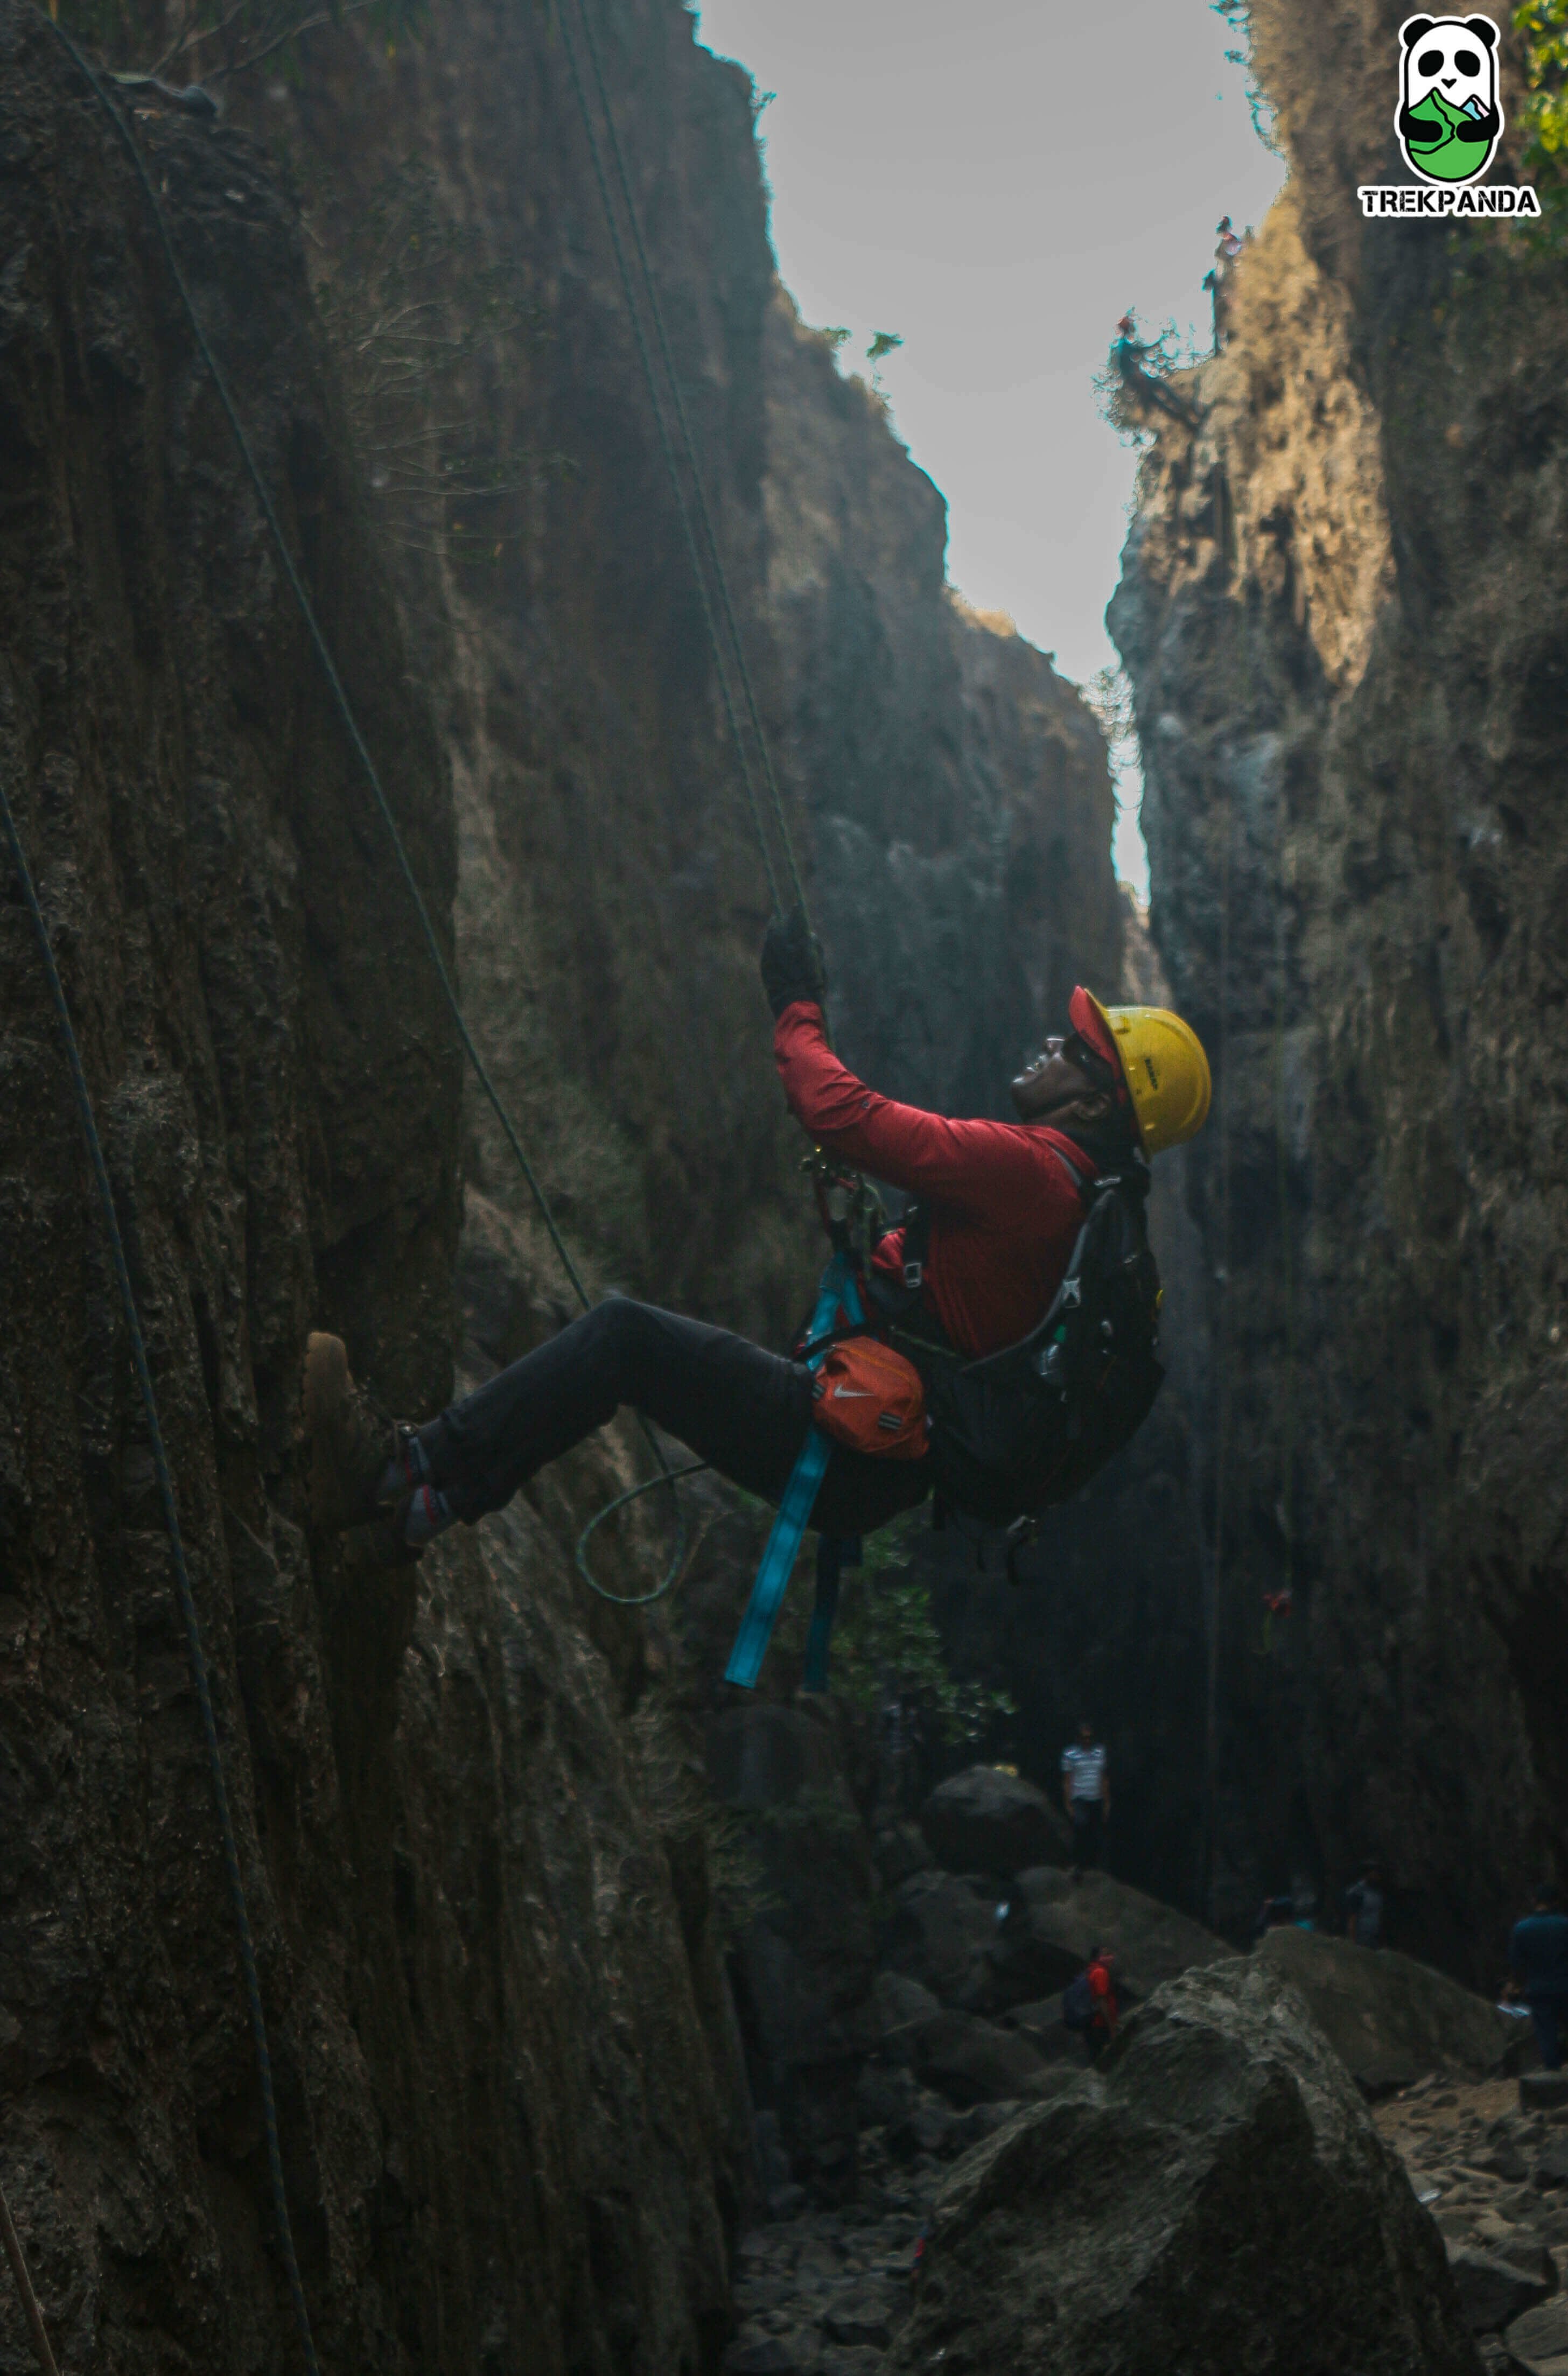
left=0, top=780, right=321, bottom=2376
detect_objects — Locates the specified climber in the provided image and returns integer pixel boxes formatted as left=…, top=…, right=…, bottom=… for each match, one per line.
left=302, top=910, right=1212, bottom=1562
left=1112, top=314, right=1200, bottom=431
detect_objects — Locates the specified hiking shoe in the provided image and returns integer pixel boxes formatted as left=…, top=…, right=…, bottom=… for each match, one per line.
left=302, top=1331, right=400, bottom=1531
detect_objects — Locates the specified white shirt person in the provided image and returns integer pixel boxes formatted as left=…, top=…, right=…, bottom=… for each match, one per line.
left=1062, top=1722, right=1110, bottom=1876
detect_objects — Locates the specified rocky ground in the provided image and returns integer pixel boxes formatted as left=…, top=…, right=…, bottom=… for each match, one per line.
left=1376, top=2071, right=1568, bottom=2372
left=723, top=2092, right=1049, bottom=2373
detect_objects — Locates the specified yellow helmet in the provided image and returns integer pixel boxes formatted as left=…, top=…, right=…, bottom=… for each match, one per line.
left=1078, top=988, right=1212, bottom=1155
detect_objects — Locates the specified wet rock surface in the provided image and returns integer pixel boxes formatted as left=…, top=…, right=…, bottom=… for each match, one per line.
left=886, top=1959, right=1482, bottom=2376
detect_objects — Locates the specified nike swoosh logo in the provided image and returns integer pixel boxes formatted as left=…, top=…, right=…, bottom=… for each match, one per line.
left=831, top=1387, right=875, bottom=1399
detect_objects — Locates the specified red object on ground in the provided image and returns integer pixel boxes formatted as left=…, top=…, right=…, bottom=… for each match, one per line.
left=773, top=1002, right=1094, bottom=1358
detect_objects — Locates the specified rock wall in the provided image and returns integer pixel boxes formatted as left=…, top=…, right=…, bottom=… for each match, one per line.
left=0, top=16, right=742, bottom=2371
left=261, top=0, right=1125, bottom=1333
left=1111, top=0, right=1568, bottom=1968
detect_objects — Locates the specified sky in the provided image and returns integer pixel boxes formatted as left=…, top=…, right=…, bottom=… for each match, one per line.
left=691, top=0, right=1286, bottom=893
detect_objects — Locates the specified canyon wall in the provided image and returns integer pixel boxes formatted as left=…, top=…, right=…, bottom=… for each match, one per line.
left=0, top=18, right=742, bottom=2372
left=1112, top=0, right=1568, bottom=1968
left=0, top=0, right=1147, bottom=2367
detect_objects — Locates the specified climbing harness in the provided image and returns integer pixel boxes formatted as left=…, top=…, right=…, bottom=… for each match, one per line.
left=0, top=775, right=321, bottom=2376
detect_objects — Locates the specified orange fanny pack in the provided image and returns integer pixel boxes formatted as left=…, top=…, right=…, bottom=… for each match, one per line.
left=810, top=1336, right=928, bottom=1460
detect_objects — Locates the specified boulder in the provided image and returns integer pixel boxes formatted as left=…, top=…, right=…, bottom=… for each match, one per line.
left=883, top=1958, right=1482, bottom=2376
left=999, top=1994, right=1085, bottom=2064
left=856, top=2058, right=918, bottom=2130
left=873, top=1971, right=942, bottom=2060
left=911, top=2009, right=1049, bottom=2108
left=1445, top=2245, right=1552, bottom=2333
left=887, top=2087, right=956, bottom=2160
left=1523, top=2073, right=1568, bottom=2112
left=884, top=1870, right=1003, bottom=2009
left=1255, top=1928, right=1518, bottom=2091
left=991, top=1866, right=1227, bottom=2006
left=1507, top=2296, right=1568, bottom=2374
left=873, top=1820, right=935, bottom=1888
left=920, top=1766, right=1071, bottom=1877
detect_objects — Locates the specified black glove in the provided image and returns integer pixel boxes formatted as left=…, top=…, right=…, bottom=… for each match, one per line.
left=760, top=906, right=827, bottom=1019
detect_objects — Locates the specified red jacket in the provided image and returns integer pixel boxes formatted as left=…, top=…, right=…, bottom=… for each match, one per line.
left=774, top=1002, right=1093, bottom=1359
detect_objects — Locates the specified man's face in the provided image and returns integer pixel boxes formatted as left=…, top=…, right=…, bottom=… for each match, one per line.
left=1012, top=1035, right=1109, bottom=1126
left=1078, top=1722, right=1095, bottom=1748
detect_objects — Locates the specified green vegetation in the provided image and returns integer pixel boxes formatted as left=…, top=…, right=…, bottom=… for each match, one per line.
left=1516, top=2, right=1568, bottom=210
left=829, top=1511, right=1016, bottom=1748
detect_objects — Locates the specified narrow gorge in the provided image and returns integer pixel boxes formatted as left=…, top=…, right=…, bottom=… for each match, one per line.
left=2, top=0, right=1565, bottom=2367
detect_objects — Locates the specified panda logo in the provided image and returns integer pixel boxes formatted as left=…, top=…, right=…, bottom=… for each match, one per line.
left=1397, top=16, right=1503, bottom=184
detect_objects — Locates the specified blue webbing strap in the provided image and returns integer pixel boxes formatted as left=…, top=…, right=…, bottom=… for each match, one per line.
left=725, top=1255, right=863, bottom=1689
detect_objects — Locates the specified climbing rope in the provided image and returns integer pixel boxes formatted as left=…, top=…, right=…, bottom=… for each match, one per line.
left=42, top=13, right=691, bottom=1607
left=565, top=0, right=809, bottom=920
left=1272, top=741, right=1297, bottom=1622
left=1202, top=464, right=1237, bottom=1928
left=0, top=776, right=321, bottom=2376
left=0, top=2169, right=60, bottom=2376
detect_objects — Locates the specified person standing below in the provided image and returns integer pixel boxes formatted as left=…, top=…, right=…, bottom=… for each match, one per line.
left=1062, top=1946, right=1120, bottom=2065
left=1345, top=1861, right=1386, bottom=1950
left=1062, top=1720, right=1110, bottom=1878
left=1509, top=1886, right=1568, bottom=2072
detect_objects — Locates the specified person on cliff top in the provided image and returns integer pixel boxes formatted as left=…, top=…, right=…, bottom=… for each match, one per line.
left=1062, top=1720, right=1111, bottom=1879
left=1507, top=1885, right=1568, bottom=2072
left=301, top=912, right=1211, bottom=1563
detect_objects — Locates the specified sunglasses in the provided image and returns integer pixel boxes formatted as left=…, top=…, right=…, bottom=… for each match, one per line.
left=1063, top=1031, right=1118, bottom=1091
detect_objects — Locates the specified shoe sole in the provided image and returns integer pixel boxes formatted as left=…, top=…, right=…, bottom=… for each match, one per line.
left=303, top=1331, right=353, bottom=1529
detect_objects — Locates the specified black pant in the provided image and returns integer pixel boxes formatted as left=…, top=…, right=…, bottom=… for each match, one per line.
left=1531, top=1996, right=1567, bottom=2072
left=1070, top=1799, right=1104, bottom=1871
left=422, top=1298, right=932, bottom=1538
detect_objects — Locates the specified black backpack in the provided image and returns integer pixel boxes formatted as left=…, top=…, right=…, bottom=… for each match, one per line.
left=1061, top=1971, right=1096, bottom=2033
left=877, top=1150, right=1165, bottom=1530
